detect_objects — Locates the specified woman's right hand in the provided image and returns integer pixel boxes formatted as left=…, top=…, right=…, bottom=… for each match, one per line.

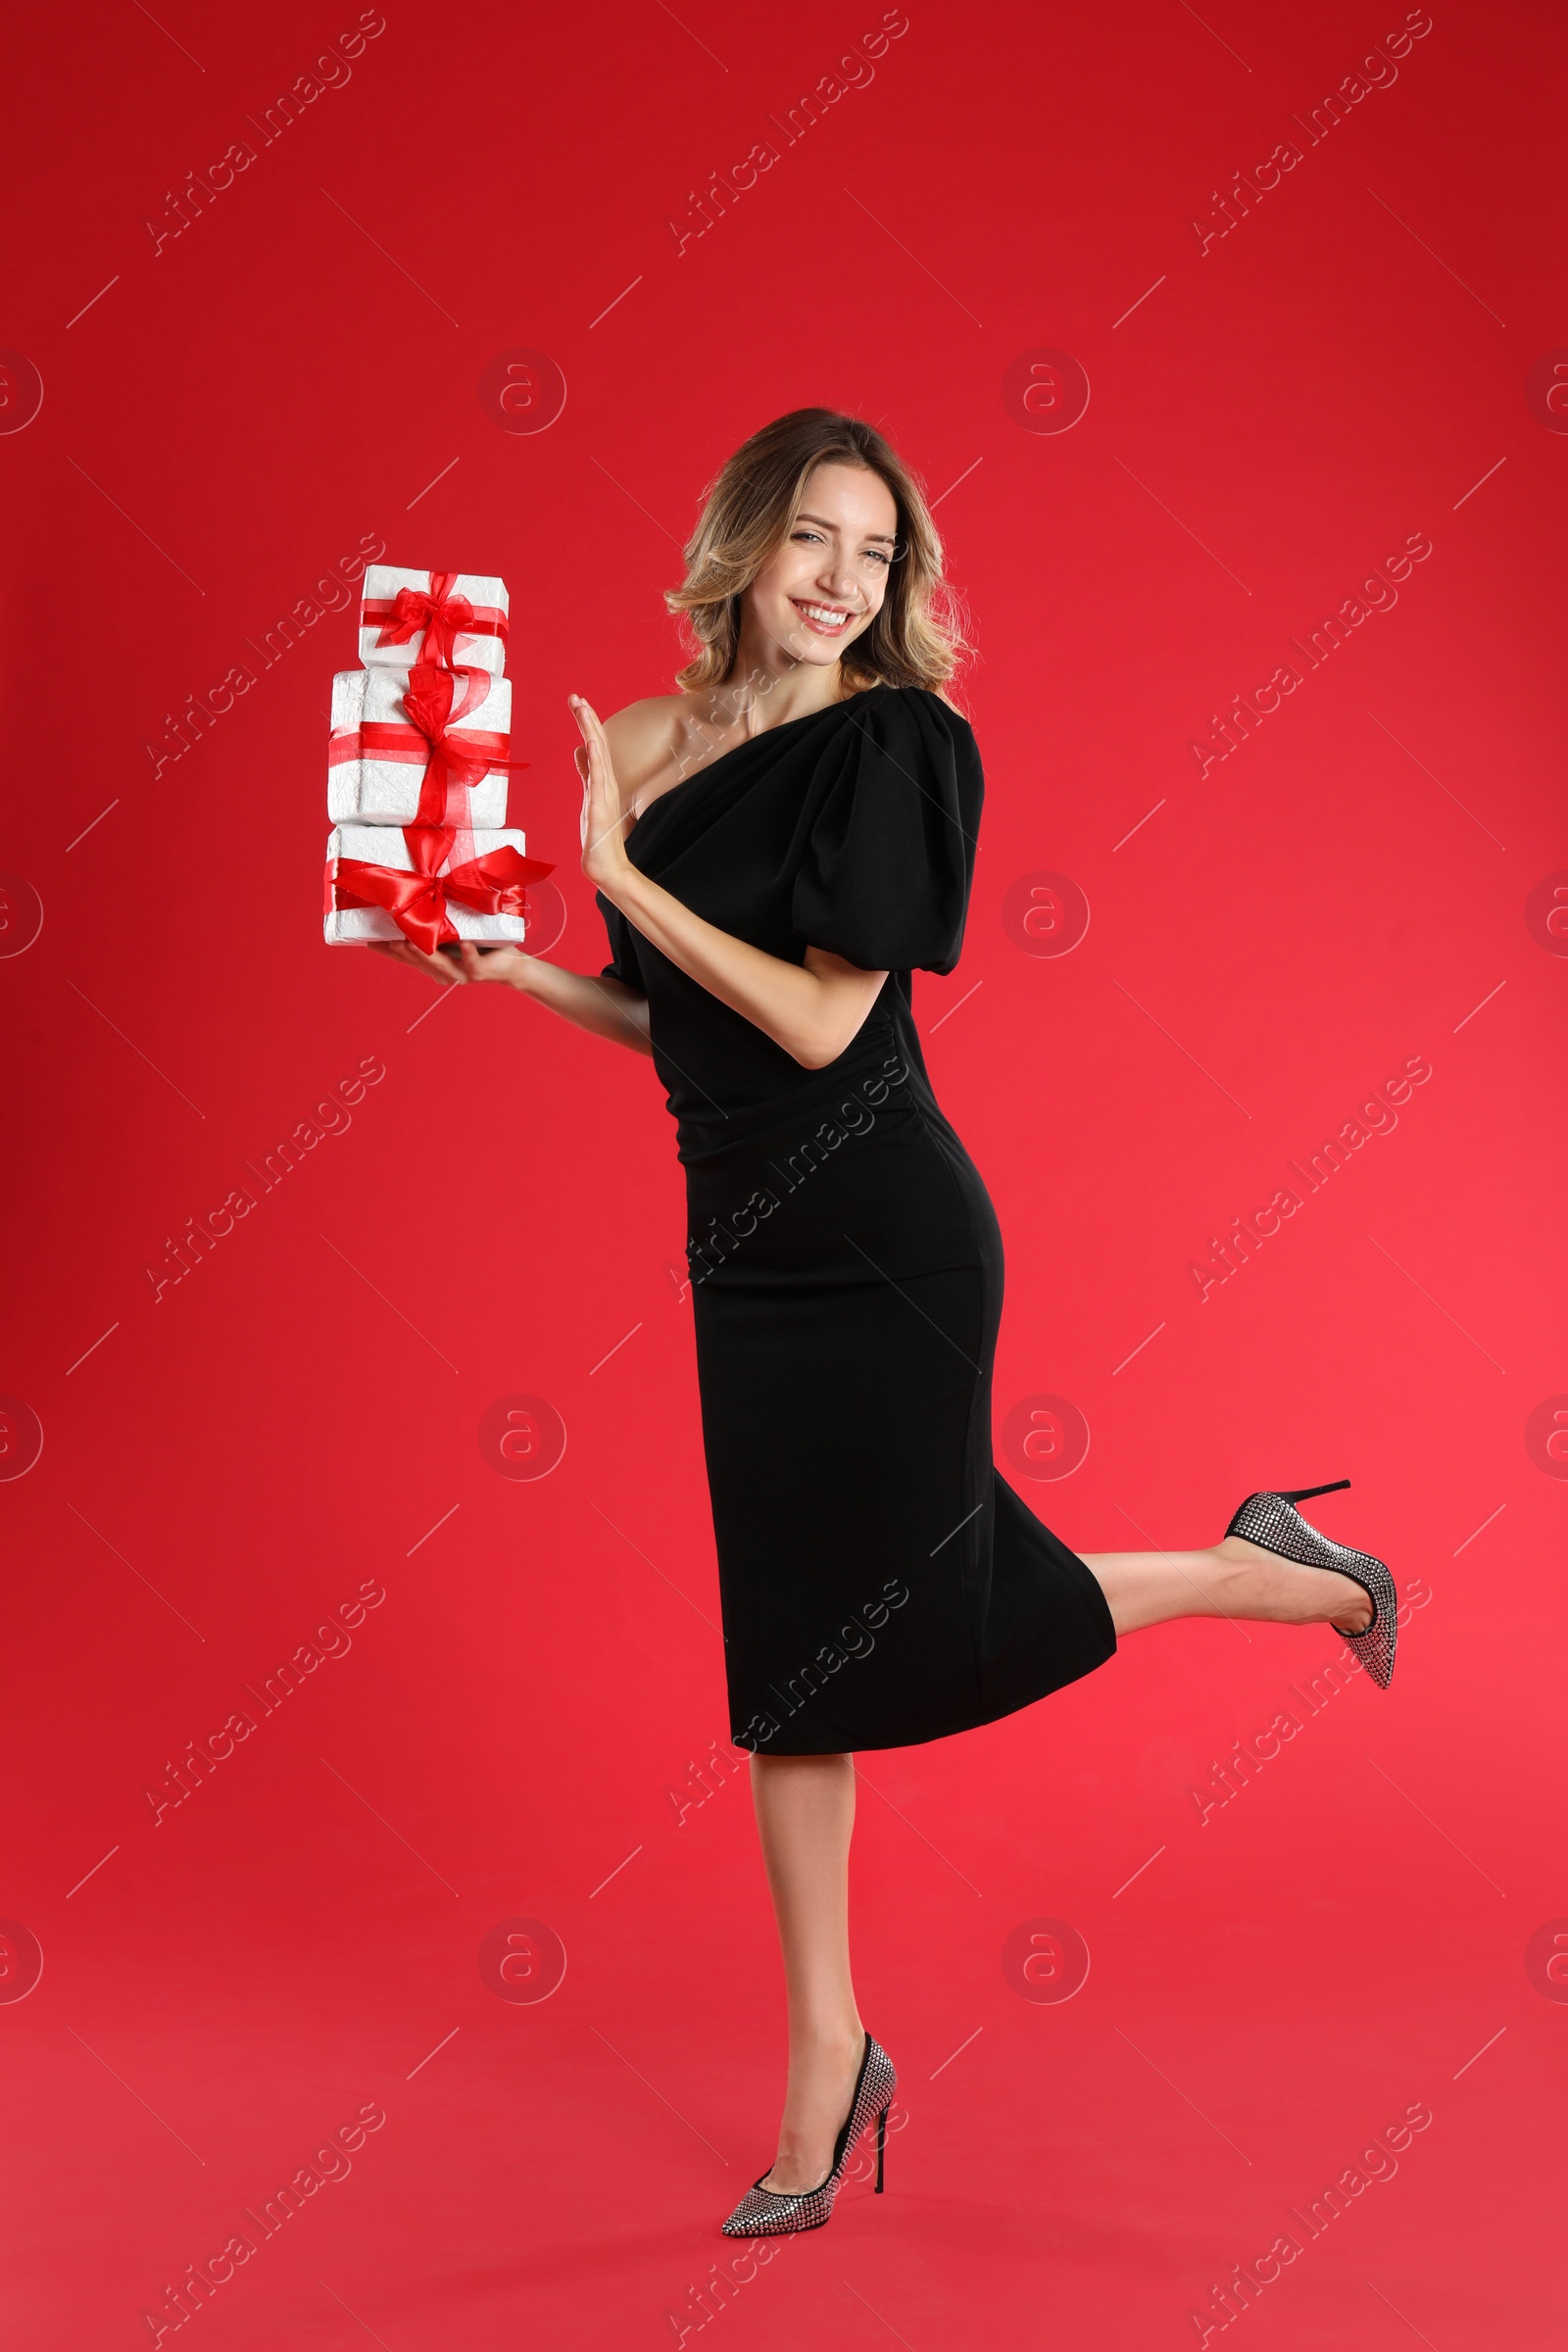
left=368, top=939, right=532, bottom=988
left=368, top=931, right=652, bottom=1054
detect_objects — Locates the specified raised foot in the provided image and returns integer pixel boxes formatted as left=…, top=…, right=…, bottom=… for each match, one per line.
left=1213, top=1534, right=1374, bottom=1635
left=1324, top=1572, right=1375, bottom=1637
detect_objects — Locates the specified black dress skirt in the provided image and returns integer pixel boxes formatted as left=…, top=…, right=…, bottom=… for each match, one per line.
left=599, top=685, right=1116, bottom=1754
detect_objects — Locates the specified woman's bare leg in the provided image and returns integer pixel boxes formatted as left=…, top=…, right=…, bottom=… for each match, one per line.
left=1080, top=1533, right=1374, bottom=1639
left=742, top=1539, right=1367, bottom=2191
left=748, top=1751, right=864, bottom=2194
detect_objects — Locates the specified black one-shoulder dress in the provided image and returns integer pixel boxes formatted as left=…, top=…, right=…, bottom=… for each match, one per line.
left=599, top=685, right=1116, bottom=1753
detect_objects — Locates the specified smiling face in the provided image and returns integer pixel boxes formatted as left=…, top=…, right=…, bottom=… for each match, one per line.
left=744, top=461, right=900, bottom=671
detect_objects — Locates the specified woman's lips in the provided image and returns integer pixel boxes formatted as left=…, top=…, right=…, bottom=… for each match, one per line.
left=791, top=598, right=855, bottom=637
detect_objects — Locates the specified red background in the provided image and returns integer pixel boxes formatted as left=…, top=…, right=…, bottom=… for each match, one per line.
left=2, top=2, right=1564, bottom=2344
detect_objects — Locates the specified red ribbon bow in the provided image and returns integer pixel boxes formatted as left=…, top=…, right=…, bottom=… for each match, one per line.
left=328, top=826, right=554, bottom=956
left=329, top=663, right=531, bottom=826
left=400, top=662, right=526, bottom=825
left=373, top=570, right=482, bottom=669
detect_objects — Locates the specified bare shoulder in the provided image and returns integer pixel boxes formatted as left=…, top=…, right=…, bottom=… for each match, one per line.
left=603, top=689, right=748, bottom=805
left=598, top=693, right=696, bottom=791
left=600, top=693, right=682, bottom=762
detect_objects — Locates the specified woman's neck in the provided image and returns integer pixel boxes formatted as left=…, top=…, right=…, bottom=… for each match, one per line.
left=715, top=636, right=863, bottom=738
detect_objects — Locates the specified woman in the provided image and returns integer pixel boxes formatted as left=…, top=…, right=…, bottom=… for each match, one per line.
left=373, top=409, right=1396, bottom=2238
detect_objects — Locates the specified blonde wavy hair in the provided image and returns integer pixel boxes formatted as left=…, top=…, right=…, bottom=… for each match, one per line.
left=665, top=409, right=970, bottom=699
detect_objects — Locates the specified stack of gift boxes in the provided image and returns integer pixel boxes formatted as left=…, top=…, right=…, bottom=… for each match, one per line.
left=323, top=565, right=551, bottom=951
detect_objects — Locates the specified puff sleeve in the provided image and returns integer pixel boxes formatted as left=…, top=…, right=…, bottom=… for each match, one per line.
left=789, top=688, right=982, bottom=975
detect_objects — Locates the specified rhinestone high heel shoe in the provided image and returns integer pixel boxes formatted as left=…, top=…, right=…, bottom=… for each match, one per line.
left=1224, top=1479, right=1397, bottom=1689
left=720, top=2032, right=897, bottom=2237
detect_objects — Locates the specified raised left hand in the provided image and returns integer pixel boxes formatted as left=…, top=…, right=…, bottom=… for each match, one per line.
left=570, top=695, right=631, bottom=891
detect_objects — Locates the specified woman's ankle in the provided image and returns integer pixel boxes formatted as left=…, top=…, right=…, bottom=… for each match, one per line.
left=785, top=2023, right=869, bottom=2079
left=788, top=2018, right=863, bottom=2062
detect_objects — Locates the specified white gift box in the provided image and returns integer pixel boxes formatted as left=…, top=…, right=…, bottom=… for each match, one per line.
left=358, top=565, right=509, bottom=674
left=324, top=824, right=536, bottom=944
left=327, top=667, right=514, bottom=827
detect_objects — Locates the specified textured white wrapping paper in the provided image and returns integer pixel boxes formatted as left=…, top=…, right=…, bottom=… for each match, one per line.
left=326, top=668, right=513, bottom=827
left=357, top=566, right=509, bottom=674
left=323, top=824, right=533, bottom=944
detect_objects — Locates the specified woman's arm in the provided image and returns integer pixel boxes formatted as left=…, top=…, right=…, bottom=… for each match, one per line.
left=572, top=695, right=887, bottom=1071
left=368, top=938, right=654, bottom=1054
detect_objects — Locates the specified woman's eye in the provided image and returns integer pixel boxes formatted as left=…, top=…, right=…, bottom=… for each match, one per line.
left=864, top=550, right=890, bottom=566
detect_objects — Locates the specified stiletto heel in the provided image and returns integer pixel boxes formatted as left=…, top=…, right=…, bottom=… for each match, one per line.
left=1224, top=1480, right=1397, bottom=1689
left=720, top=2033, right=898, bottom=2237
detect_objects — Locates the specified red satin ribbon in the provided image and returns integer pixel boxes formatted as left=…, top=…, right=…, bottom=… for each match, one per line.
left=367, top=570, right=507, bottom=667
left=330, top=662, right=529, bottom=826
left=328, top=826, right=554, bottom=955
